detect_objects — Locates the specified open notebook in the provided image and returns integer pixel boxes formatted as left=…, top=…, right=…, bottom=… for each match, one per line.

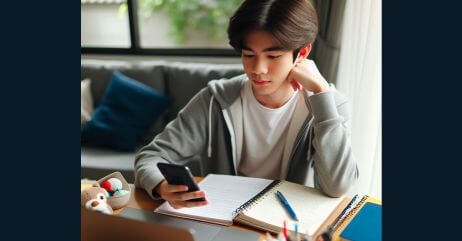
left=155, top=174, right=345, bottom=239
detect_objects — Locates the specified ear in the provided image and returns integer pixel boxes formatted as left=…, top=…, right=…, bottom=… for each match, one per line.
left=299, top=44, right=312, bottom=59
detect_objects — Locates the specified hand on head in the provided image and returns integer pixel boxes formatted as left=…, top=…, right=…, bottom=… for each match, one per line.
left=288, top=45, right=330, bottom=94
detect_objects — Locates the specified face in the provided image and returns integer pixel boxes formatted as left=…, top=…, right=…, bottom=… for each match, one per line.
left=241, top=30, right=295, bottom=106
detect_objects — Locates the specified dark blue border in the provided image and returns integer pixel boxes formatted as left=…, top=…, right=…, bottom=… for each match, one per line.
left=1, top=1, right=80, bottom=240
left=383, top=0, right=461, bottom=239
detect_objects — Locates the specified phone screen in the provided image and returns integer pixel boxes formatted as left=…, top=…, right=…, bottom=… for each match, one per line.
left=157, top=163, right=205, bottom=202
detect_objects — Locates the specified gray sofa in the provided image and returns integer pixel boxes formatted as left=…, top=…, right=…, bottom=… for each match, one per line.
left=81, top=59, right=244, bottom=182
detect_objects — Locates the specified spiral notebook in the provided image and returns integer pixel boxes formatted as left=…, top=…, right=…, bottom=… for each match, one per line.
left=154, top=174, right=345, bottom=238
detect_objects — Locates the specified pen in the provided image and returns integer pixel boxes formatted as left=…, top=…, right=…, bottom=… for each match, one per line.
left=283, top=220, right=288, bottom=241
left=276, top=191, right=299, bottom=221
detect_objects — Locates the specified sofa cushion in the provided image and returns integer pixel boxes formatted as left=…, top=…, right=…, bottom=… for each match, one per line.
left=81, top=71, right=171, bottom=152
left=81, top=60, right=169, bottom=141
left=81, top=60, right=167, bottom=106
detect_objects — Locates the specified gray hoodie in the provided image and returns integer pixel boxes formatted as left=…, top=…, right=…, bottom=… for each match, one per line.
left=134, top=74, right=358, bottom=200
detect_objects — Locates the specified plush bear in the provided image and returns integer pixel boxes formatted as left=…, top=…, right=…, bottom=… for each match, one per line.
left=81, top=185, right=113, bottom=215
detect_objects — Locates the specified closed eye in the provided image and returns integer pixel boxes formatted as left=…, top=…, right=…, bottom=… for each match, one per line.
left=242, top=53, right=282, bottom=59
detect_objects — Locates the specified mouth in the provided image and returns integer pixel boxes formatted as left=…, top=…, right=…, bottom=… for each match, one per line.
left=253, top=79, right=270, bottom=85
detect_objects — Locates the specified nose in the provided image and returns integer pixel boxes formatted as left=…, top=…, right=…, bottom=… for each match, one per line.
left=252, top=57, right=268, bottom=75
left=91, top=201, right=99, bottom=207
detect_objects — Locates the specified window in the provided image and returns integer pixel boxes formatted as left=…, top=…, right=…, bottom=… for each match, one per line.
left=137, top=0, right=236, bottom=49
left=81, top=0, right=130, bottom=48
left=81, top=0, right=242, bottom=56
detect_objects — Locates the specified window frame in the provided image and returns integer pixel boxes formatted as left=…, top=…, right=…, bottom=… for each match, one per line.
left=81, top=0, right=240, bottom=57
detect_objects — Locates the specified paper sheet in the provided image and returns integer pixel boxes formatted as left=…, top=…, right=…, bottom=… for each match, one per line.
left=155, top=174, right=273, bottom=224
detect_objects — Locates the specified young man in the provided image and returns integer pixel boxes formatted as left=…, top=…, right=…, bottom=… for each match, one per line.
left=135, top=0, right=358, bottom=209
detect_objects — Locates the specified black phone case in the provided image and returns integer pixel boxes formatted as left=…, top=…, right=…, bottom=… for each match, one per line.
left=157, top=163, right=205, bottom=202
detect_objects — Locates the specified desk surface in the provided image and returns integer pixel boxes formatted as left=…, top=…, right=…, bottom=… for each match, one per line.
left=113, top=177, right=267, bottom=240
left=111, top=177, right=351, bottom=241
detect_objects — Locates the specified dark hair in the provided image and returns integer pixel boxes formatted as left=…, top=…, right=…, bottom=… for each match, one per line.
left=227, top=0, right=318, bottom=58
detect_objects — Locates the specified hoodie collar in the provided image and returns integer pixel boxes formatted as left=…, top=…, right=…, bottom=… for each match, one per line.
left=207, top=74, right=247, bottom=109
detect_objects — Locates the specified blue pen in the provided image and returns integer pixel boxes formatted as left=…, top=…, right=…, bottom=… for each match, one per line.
left=276, top=191, right=299, bottom=221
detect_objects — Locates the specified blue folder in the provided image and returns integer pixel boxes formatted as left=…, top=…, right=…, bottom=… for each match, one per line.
left=339, top=202, right=382, bottom=241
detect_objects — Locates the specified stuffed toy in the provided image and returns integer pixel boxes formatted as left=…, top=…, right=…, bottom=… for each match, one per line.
left=101, top=178, right=123, bottom=193
left=100, top=177, right=130, bottom=198
left=81, top=185, right=113, bottom=215
left=113, top=189, right=129, bottom=197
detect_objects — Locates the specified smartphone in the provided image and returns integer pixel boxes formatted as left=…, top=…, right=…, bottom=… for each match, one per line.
left=157, top=163, right=205, bottom=202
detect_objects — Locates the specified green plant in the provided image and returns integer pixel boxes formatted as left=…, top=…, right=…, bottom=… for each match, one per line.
left=137, top=0, right=243, bottom=43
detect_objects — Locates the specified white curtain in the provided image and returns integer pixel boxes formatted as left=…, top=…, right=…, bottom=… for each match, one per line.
left=336, top=0, right=381, bottom=199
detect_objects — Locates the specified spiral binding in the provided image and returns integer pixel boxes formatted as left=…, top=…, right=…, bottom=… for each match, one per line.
left=232, top=180, right=283, bottom=217
left=332, top=195, right=369, bottom=235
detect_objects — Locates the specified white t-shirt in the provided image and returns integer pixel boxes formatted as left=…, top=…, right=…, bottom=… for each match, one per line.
left=238, top=81, right=299, bottom=179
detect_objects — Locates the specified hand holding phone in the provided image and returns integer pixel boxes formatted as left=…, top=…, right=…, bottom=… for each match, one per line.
left=156, top=163, right=208, bottom=209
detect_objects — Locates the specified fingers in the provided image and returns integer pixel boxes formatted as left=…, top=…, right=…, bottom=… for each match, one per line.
left=166, top=190, right=207, bottom=202
left=166, top=184, right=189, bottom=193
left=163, top=186, right=209, bottom=209
left=170, top=199, right=209, bottom=209
left=288, top=69, right=302, bottom=91
left=289, top=58, right=311, bottom=91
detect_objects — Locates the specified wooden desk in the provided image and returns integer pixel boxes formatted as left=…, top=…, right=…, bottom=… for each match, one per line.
left=112, top=177, right=351, bottom=241
left=113, top=177, right=266, bottom=240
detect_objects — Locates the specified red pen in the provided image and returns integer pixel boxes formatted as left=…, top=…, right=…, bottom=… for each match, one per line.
left=283, top=220, right=288, bottom=241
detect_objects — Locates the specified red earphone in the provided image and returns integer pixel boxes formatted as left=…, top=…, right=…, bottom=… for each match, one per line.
left=299, top=49, right=307, bottom=57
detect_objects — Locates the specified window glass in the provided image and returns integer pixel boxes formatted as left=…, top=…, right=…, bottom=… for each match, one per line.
left=81, top=0, right=130, bottom=48
left=136, top=0, right=243, bottom=49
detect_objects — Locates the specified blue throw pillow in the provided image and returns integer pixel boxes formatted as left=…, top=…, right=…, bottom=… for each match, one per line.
left=81, top=71, right=170, bottom=152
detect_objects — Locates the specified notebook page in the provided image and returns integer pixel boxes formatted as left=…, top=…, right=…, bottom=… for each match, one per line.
left=241, top=181, right=343, bottom=236
left=155, top=174, right=273, bottom=224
